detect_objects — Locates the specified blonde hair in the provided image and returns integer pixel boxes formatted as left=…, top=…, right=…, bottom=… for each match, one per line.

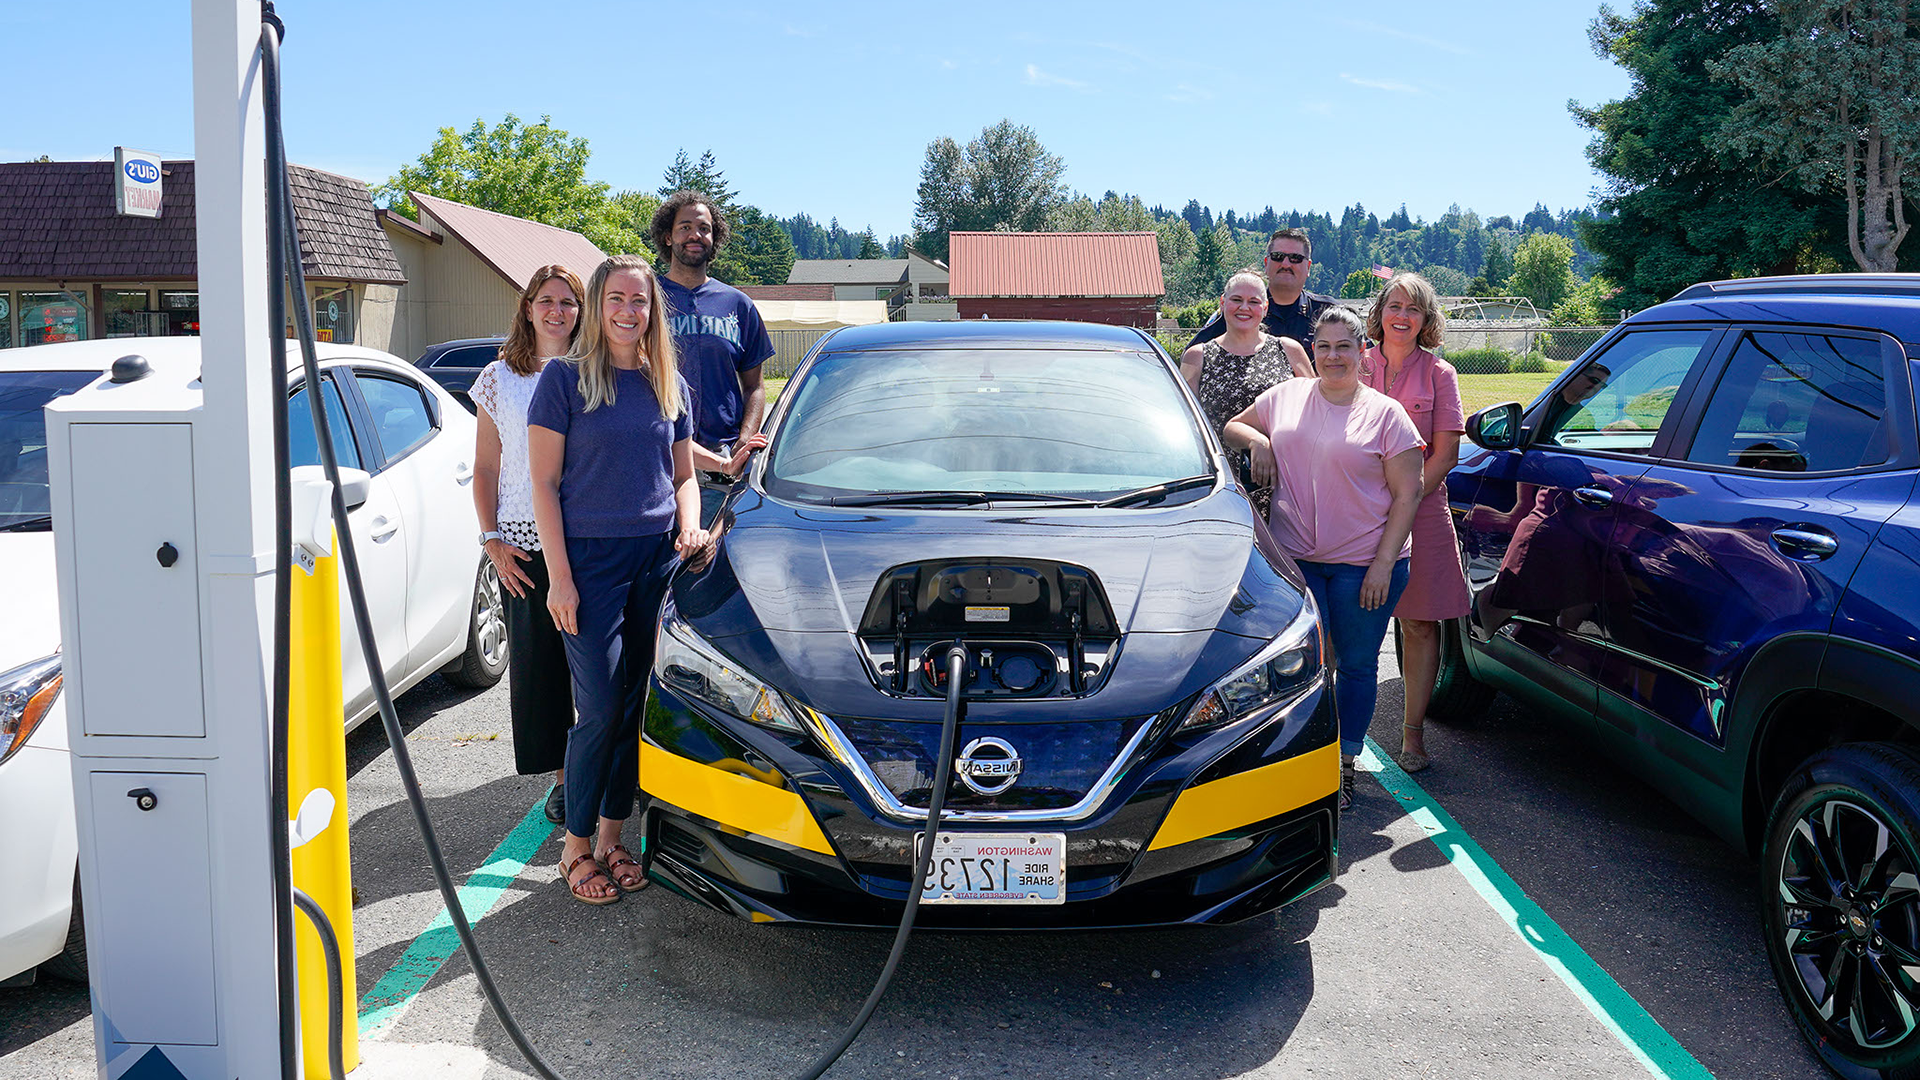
left=1221, top=268, right=1268, bottom=299
left=1366, top=272, right=1445, bottom=351
left=569, top=255, right=681, bottom=418
left=500, top=264, right=584, bottom=376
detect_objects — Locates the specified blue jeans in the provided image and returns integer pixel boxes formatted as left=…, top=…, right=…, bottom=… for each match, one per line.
left=1296, top=558, right=1410, bottom=756
left=558, top=533, right=677, bottom=840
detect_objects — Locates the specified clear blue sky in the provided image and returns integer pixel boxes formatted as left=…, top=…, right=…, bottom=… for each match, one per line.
left=11, top=2, right=1629, bottom=238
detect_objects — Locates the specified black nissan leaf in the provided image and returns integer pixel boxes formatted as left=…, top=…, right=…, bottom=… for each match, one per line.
left=640, top=320, right=1337, bottom=928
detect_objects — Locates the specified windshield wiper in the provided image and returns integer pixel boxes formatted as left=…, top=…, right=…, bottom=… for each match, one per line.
left=1096, top=474, right=1217, bottom=508
left=829, top=490, right=1096, bottom=508
left=0, top=515, right=53, bottom=532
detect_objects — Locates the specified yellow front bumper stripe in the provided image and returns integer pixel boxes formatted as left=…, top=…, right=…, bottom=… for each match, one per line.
left=640, top=742, right=836, bottom=855
left=1147, top=742, right=1339, bottom=850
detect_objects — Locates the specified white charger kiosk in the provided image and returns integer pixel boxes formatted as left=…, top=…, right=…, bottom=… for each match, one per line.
left=43, top=2, right=286, bottom=1077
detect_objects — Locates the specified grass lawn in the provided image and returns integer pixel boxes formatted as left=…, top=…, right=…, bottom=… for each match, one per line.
left=1458, top=372, right=1558, bottom=414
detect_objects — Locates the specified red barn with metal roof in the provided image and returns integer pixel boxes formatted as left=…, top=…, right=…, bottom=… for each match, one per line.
left=948, top=231, right=1164, bottom=327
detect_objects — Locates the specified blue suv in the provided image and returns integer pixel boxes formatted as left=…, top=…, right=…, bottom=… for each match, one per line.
left=1443, top=275, right=1920, bottom=1079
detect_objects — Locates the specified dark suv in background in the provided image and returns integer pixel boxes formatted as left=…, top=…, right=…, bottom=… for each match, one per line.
left=411, top=336, right=502, bottom=412
left=1442, top=275, right=1920, bottom=1079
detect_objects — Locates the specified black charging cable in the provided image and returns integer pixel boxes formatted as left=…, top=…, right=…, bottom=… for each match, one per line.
left=797, top=645, right=967, bottom=1080
left=258, top=10, right=962, bottom=1077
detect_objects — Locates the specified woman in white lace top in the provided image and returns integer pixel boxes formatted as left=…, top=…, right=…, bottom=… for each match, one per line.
left=473, top=264, right=584, bottom=825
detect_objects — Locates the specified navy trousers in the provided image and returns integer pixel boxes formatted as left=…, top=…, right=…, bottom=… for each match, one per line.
left=558, top=532, right=677, bottom=840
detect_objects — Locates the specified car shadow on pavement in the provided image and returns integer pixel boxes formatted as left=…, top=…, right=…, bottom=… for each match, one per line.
left=0, top=977, right=89, bottom=1056
left=357, top=821, right=1339, bottom=1080
left=1361, top=672, right=1827, bottom=1079
left=468, top=882, right=1330, bottom=1080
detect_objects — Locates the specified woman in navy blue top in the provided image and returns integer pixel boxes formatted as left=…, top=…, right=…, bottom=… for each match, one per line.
left=528, top=254, right=706, bottom=904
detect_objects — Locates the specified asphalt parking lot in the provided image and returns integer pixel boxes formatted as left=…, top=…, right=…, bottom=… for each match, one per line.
left=2, top=649, right=1829, bottom=1079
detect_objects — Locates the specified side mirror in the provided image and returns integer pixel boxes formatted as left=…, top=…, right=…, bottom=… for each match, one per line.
left=1467, top=402, right=1523, bottom=451
left=336, top=467, right=372, bottom=511
left=292, top=464, right=373, bottom=511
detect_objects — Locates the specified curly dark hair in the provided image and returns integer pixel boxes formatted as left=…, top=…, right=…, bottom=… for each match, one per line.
left=651, top=190, right=731, bottom=262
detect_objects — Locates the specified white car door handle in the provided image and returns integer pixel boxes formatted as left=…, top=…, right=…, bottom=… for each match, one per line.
left=454, top=461, right=473, bottom=485
left=369, top=516, right=399, bottom=542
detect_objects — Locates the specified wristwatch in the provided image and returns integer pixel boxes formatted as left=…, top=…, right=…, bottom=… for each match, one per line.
left=478, top=531, right=502, bottom=546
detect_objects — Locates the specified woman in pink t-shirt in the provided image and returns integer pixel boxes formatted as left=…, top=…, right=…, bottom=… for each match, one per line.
left=1225, top=306, right=1425, bottom=810
left=1361, top=272, right=1471, bottom=774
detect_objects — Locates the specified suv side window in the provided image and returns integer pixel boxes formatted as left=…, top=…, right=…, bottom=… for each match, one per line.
left=1684, top=331, right=1888, bottom=473
left=431, top=344, right=498, bottom=369
left=1537, top=329, right=1713, bottom=455
left=354, top=371, right=438, bottom=464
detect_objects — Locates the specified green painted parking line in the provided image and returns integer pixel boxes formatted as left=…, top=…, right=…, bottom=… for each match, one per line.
left=1360, top=740, right=1714, bottom=1080
left=356, top=790, right=556, bottom=1041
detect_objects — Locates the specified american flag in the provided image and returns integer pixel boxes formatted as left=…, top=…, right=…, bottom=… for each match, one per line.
left=1371, top=264, right=1394, bottom=280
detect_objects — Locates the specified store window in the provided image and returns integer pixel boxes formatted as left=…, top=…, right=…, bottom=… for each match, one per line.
left=160, top=291, right=200, bottom=336
left=104, top=290, right=153, bottom=337
left=19, top=291, right=88, bottom=346
left=312, top=286, right=354, bottom=344
left=0, top=292, right=12, bottom=349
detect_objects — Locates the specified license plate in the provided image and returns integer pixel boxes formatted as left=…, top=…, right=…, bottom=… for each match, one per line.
left=914, top=831, right=1066, bottom=904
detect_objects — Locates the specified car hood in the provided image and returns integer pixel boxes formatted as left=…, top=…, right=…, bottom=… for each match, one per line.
left=0, top=532, right=60, bottom=670
left=684, top=487, right=1299, bottom=639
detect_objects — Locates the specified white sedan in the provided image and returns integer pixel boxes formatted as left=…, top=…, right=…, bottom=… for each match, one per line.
left=0, top=336, right=506, bottom=985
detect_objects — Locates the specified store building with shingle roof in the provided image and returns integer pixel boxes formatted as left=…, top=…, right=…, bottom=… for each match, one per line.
left=0, top=159, right=405, bottom=349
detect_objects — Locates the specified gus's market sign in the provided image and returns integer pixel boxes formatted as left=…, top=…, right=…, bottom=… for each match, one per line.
left=115, top=147, right=163, bottom=219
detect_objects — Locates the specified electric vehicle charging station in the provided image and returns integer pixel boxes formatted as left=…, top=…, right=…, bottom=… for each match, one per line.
left=45, top=2, right=286, bottom=1076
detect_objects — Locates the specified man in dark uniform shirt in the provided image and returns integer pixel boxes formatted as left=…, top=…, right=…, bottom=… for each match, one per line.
left=1187, top=227, right=1336, bottom=361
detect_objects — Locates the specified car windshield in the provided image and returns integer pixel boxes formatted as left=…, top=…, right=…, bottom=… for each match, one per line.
left=0, top=371, right=95, bottom=530
left=765, top=347, right=1211, bottom=504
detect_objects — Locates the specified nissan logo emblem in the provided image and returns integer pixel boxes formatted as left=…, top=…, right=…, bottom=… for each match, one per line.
left=955, top=736, right=1023, bottom=796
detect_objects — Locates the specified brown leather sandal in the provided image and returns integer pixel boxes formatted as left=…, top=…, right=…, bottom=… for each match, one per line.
left=560, top=851, right=620, bottom=906
left=599, top=844, right=649, bottom=892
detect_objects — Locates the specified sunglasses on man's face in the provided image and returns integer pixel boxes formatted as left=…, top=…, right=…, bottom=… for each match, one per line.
left=1266, top=251, right=1307, bottom=265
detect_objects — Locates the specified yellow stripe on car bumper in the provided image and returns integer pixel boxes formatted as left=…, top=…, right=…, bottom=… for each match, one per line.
left=640, top=742, right=836, bottom=855
left=1147, top=742, right=1339, bottom=850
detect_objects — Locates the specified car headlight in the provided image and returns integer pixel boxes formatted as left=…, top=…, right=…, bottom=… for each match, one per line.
left=1178, top=597, right=1321, bottom=733
left=0, top=652, right=62, bottom=766
left=655, top=607, right=802, bottom=734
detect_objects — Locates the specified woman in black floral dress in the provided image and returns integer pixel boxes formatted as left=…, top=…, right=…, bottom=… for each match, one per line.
left=1180, top=269, right=1312, bottom=517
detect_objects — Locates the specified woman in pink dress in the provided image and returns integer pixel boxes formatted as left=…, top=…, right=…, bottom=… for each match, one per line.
left=1361, top=272, right=1470, bottom=772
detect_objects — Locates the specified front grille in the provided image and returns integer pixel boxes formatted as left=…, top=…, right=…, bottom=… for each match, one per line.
left=834, top=716, right=1146, bottom=812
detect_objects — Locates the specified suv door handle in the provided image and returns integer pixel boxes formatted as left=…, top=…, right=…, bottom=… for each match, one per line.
left=1772, top=526, right=1838, bottom=560
left=1572, top=486, right=1614, bottom=508
left=453, top=461, right=473, bottom=485
left=369, top=516, right=399, bottom=542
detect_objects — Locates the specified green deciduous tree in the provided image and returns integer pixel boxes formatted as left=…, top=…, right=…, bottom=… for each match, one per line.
left=1509, top=233, right=1577, bottom=311
left=1341, top=269, right=1381, bottom=300
left=1709, top=0, right=1920, bottom=271
left=1550, top=275, right=1618, bottom=326
left=1573, top=1, right=1846, bottom=310
left=377, top=114, right=612, bottom=240
left=581, top=189, right=658, bottom=257
left=909, top=120, right=1067, bottom=257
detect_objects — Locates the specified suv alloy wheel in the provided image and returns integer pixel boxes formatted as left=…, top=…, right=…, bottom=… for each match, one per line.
left=1763, top=743, right=1920, bottom=1079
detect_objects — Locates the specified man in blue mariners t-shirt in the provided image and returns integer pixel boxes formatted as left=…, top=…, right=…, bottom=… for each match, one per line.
left=652, top=190, right=774, bottom=521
